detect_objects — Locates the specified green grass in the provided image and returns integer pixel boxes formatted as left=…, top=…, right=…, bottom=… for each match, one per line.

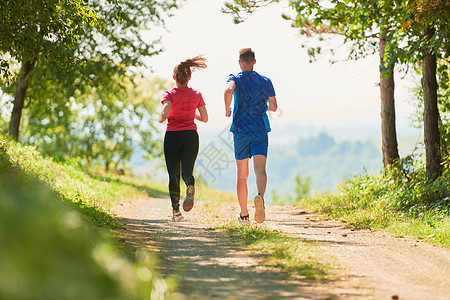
left=216, top=223, right=334, bottom=280
left=296, top=165, right=450, bottom=247
left=2, top=138, right=170, bottom=228
left=0, top=136, right=243, bottom=299
left=0, top=137, right=173, bottom=299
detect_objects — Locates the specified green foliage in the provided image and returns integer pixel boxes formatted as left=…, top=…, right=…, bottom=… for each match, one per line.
left=1, top=0, right=182, bottom=150
left=0, top=136, right=165, bottom=228
left=81, top=0, right=180, bottom=65
left=293, top=173, right=311, bottom=200
left=223, top=0, right=449, bottom=71
left=218, top=224, right=332, bottom=279
left=221, top=0, right=280, bottom=24
left=395, top=1, right=450, bottom=63
left=296, top=154, right=450, bottom=246
left=2, top=76, right=170, bottom=170
left=271, top=189, right=287, bottom=205
left=386, top=156, right=450, bottom=212
left=0, top=137, right=168, bottom=299
left=0, top=0, right=102, bottom=77
left=0, top=0, right=182, bottom=77
left=0, top=0, right=181, bottom=166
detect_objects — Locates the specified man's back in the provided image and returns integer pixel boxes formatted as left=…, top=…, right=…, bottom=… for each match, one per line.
left=228, top=71, right=275, bottom=132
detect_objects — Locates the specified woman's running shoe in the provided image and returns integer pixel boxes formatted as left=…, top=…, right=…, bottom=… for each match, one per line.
left=183, top=185, right=195, bottom=212
left=172, top=210, right=184, bottom=222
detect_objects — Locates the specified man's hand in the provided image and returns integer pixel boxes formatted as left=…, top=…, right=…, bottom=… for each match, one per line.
left=267, top=96, right=277, bottom=112
left=225, top=107, right=232, bottom=117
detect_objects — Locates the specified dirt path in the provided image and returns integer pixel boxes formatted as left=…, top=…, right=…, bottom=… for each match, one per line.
left=114, top=197, right=450, bottom=300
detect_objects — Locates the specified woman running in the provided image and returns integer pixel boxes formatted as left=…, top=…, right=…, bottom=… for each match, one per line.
left=159, top=55, right=208, bottom=221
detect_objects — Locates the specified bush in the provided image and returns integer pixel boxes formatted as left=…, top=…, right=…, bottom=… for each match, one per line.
left=296, top=154, right=450, bottom=246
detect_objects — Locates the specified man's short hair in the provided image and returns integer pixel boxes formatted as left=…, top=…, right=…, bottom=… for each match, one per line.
left=239, top=48, right=255, bottom=62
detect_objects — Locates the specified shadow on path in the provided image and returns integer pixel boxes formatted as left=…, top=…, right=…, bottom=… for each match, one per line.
left=113, top=198, right=363, bottom=300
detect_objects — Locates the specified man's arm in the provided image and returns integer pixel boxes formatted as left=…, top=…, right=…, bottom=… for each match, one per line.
left=268, top=96, right=277, bottom=112
left=224, top=81, right=235, bottom=117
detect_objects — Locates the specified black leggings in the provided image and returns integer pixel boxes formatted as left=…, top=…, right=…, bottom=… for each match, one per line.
left=164, top=130, right=199, bottom=211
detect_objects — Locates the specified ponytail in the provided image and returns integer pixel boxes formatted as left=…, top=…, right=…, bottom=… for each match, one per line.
left=173, top=55, right=207, bottom=85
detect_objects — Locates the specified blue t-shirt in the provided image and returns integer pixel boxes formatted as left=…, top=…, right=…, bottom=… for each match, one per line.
left=227, top=71, right=276, bottom=132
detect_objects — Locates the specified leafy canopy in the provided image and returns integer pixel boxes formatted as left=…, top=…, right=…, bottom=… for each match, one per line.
left=0, top=0, right=102, bottom=77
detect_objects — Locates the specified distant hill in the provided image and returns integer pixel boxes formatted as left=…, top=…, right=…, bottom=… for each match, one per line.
left=194, top=130, right=382, bottom=202
left=131, top=123, right=421, bottom=204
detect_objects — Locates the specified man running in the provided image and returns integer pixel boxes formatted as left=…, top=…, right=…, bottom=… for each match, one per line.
left=224, top=48, right=278, bottom=224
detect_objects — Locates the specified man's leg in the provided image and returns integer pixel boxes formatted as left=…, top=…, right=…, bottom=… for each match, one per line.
left=253, top=154, right=267, bottom=197
left=236, top=158, right=249, bottom=216
left=253, top=154, right=267, bottom=223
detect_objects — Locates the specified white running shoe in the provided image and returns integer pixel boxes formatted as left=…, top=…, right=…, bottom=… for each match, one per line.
left=238, top=212, right=250, bottom=225
left=172, top=210, right=184, bottom=222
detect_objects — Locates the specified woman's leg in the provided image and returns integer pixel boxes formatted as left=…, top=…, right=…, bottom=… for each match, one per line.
left=180, top=130, right=199, bottom=187
left=164, top=131, right=182, bottom=211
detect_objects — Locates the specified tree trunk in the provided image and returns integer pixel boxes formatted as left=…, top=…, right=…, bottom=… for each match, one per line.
left=379, top=35, right=399, bottom=168
left=105, top=160, right=111, bottom=173
left=9, top=60, right=36, bottom=140
left=422, top=26, right=442, bottom=180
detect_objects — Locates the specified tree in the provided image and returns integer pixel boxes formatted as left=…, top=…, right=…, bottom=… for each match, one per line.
left=0, top=0, right=101, bottom=77
left=405, top=1, right=449, bottom=179
left=0, top=0, right=102, bottom=140
left=222, top=0, right=450, bottom=179
left=21, top=75, right=171, bottom=170
left=222, top=0, right=401, bottom=168
left=422, top=26, right=442, bottom=179
left=436, top=62, right=450, bottom=157
left=409, top=59, right=450, bottom=167
left=397, top=0, right=450, bottom=179
left=1, top=0, right=181, bottom=141
left=8, top=61, right=36, bottom=140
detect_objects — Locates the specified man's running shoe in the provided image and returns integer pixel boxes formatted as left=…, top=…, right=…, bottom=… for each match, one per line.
left=183, top=185, right=195, bottom=212
left=172, top=210, right=184, bottom=222
left=254, top=194, right=265, bottom=223
left=238, top=212, right=250, bottom=225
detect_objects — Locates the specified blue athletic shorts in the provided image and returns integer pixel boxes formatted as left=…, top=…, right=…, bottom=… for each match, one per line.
left=233, top=131, right=268, bottom=160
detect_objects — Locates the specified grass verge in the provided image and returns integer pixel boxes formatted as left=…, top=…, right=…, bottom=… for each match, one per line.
left=296, top=166, right=450, bottom=247
left=216, top=223, right=334, bottom=280
left=2, top=138, right=170, bottom=228
left=0, top=137, right=174, bottom=299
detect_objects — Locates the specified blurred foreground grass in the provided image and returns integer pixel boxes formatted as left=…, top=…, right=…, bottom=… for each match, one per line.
left=0, top=137, right=170, bottom=299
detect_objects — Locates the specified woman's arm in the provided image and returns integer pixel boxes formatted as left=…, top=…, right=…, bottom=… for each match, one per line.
left=195, top=105, right=208, bottom=123
left=159, top=101, right=172, bottom=123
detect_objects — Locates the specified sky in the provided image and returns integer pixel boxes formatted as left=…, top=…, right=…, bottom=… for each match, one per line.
left=144, top=0, right=420, bottom=140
